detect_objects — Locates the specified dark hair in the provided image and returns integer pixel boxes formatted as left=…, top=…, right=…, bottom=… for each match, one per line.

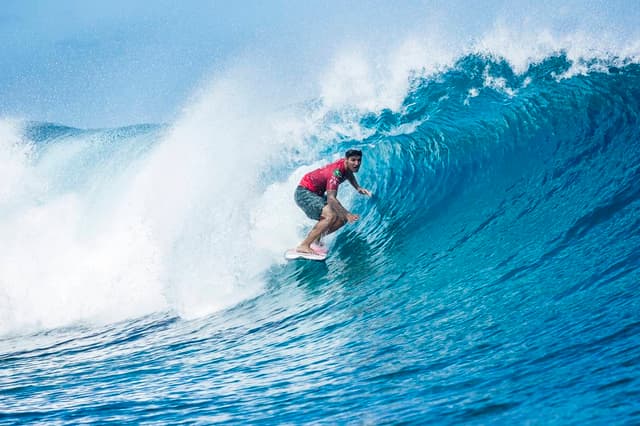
left=345, top=149, right=362, bottom=158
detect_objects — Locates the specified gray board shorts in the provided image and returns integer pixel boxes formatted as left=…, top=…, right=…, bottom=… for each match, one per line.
left=295, top=186, right=326, bottom=220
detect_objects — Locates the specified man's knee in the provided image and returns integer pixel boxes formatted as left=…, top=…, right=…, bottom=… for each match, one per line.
left=333, top=216, right=347, bottom=228
left=320, top=206, right=335, bottom=221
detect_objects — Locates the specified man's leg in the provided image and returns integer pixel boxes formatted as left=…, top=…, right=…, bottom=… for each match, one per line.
left=310, top=215, right=346, bottom=252
left=297, top=205, right=336, bottom=253
left=326, top=215, right=347, bottom=234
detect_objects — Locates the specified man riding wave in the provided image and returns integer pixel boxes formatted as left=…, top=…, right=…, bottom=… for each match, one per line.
left=294, top=149, right=371, bottom=255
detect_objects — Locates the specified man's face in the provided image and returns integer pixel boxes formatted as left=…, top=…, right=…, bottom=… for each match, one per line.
left=346, top=155, right=362, bottom=173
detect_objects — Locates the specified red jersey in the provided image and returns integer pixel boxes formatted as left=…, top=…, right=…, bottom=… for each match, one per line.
left=299, top=159, right=348, bottom=196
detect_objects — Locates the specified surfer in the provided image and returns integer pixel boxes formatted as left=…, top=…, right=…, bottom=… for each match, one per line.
left=294, top=149, right=372, bottom=255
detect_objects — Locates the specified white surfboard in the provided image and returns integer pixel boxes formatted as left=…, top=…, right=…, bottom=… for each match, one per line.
left=284, top=249, right=327, bottom=261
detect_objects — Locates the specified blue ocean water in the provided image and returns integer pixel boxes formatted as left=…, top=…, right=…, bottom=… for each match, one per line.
left=1, top=53, right=640, bottom=424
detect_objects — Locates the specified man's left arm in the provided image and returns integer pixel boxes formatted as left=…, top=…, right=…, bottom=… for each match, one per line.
left=347, top=173, right=372, bottom=196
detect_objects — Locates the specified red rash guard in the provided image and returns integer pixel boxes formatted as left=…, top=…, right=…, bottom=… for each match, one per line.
left=299, top=159, right=348, bottom=196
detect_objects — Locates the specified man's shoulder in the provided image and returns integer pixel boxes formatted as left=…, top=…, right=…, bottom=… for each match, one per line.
left=332, top=161, right=349, bottom=179
left=332, top=158, right=347, bottom=171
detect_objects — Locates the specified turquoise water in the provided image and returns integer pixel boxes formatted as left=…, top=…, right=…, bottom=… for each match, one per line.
left=1, top=55, right=640, bottom=423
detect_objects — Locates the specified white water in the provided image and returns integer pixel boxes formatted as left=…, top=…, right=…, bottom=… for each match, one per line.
left=0, top=72, right=309, bottom=334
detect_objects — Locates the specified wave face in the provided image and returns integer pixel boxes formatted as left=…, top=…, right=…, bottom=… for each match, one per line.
left=2, top=54, right=640, bottom=423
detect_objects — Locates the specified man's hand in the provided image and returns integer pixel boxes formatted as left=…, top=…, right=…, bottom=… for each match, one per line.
left=357, top=187, right=372, bottom=196
left=346, top=213, right=360, bottom=223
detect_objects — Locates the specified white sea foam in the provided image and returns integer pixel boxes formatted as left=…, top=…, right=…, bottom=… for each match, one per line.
left=0, top=119, right=168, bottom=334
left=0, top=63, right=348, bottom=334
left=313, top=18, right=639, bottom=128
left=0, top=119, right=35, bottom=204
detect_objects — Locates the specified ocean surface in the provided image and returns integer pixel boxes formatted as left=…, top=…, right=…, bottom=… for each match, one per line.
left=1, top=52, right=640, bottom=424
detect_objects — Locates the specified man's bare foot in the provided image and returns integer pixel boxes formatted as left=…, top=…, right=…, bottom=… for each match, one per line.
left=296, top=245, right=318, bottom=255
left=311, top=242, right=328, bottom=254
